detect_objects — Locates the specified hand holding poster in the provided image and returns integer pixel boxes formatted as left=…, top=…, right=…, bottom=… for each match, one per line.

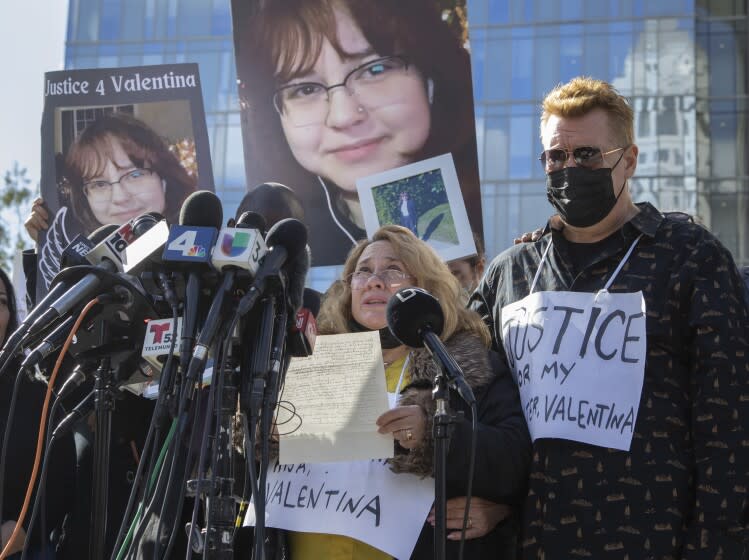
left=230, top=0, right=483, bottom=266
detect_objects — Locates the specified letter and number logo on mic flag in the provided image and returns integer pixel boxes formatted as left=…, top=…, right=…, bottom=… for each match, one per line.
left=162, top=225, right=217, bottom=263
left=219, top=230, right=252, bottom=257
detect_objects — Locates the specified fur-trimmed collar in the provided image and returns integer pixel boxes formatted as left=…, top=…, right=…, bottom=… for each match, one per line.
left=389, top=329, right=494, bottom=477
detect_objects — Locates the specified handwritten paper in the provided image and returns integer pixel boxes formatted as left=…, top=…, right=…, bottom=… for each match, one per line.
left=279, top=332, right=393, bottom=464
left=501, top=290, right=647, bottom=451
left=244, top=460, right=434, bottom=560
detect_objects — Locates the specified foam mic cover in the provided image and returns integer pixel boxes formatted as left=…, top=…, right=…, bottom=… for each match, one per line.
left=387, top=287, right=476, bottom=405
left=386, top=287, right=445, bottom=348
left=89, top=223, right=120, bottom=243
left=131, top=212, right=164, bottom=236
left=265, top=218, right=308, bottom=260
left=239, top=182, right=304, bottom=227
left=302, top=288, right=321, bottom=317
left=286, top=245, right=311, bottom=313
left=180, top=190, right=223, bottom=228
left=236, top=211, right=266, bottom=233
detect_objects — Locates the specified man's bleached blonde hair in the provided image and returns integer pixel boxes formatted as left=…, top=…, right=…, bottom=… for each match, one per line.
left=541, top=76, right=634, bottom=147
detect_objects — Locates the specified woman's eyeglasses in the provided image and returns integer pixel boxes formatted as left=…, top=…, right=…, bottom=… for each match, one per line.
left=348, top=269, right=412, bottom=290
left=273, top=55, right=412, bottom=127
left=539, top=146, right=625, bottom=172
left=83, top=168, right=157, bottom=201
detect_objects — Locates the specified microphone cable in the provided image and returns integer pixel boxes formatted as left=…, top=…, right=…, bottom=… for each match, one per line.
left=0, top=297, right=100, bottom=559
left=183, top=323, right=230, bottom=559
left=110, top=302, right=180, bottom=559
left=196, top=318, right=237, bottom=558
left=19, top=390, right=95, bottom=560
left=113, top=419, right=177, bottom=560
left=458, top=402, right=478, bottom=560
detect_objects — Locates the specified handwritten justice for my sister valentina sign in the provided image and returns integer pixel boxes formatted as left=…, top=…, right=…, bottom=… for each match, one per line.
left=501, top=290, right=647, bottom=451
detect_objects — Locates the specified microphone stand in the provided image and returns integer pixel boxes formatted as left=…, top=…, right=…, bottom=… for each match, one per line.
left=203, top=338, right=238, bottom=559
left=90, top=356, right=114, bottom=560
left=428, top=341, right=465, bottom=560
left=432, top=370, right=450, bottom=560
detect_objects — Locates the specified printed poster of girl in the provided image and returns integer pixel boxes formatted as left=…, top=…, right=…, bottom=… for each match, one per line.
left=230, top=0, right=483, bottom=266
left=35, top=63, right=214, bottom=297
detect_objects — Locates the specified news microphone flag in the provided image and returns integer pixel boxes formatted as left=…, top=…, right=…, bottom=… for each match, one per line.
left=210, top=227, right=266, bottom=275
left=162, top=225, right=218, bottom=264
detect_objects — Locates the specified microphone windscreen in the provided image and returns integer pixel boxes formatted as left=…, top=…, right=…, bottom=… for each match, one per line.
left=386, top=287, right=445, bottom=348
left=179, top=190, right=223, bottom=228
left=88, top=224, right=119, bottom=244
left=131, top=212, right=164, bottom=237
left=265, top=218, right=308, bottom=261
left=286, top=246, right=311, bottom=312
left=236, top=211, right=267, bottom=232
left=237, top=182, right=305, bottom=226
left=302, top=288, right=321, bottom=317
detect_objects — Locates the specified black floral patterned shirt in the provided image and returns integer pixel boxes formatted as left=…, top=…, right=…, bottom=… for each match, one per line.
left=470, top=203, right=749, bottom=559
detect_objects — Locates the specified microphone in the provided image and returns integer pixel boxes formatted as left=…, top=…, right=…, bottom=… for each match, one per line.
left=51, top=391, right=95, bottom=439
left=141, top=316, right=183, bottom=370
left=210, top=211, right=267, bottom=276
left=236, top=218, right=309, bottom=317
left=83, top=217, right=141, bottom=270
left=386, top=287, right=476, bottom=406
left=236, top=182, right=305, bottom=226
left=165, top=191, right=223, bottom=375
left=180, top=211, right=267, bottom=383
left=19, top=314, right=77, bottom=377
left=0, top=225, right=120, bottom=369
left=120, top=213, right=170, bottom=275
left=21, top=215, right=156, bottom=346
left=162, top=191, right=222, bottom=266
left=287, top=289, right=319, bottom=358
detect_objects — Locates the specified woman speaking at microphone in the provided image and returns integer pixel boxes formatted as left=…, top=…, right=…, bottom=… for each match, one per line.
left=299, top=225, right=531, bottom=559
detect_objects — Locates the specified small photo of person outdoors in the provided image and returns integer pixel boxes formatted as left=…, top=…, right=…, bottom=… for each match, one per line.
left=231, top=0, right=483, bottom=266
left=371, top=170, right=459, bottom=249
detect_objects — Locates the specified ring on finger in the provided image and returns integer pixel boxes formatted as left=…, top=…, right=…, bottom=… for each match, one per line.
left=467, top=517, right=473, bottom=529
left=405, top=429, right=413, bottom=441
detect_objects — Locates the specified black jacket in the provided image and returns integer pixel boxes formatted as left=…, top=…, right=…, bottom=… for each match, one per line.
left=471, top=203, right=749, bottom=559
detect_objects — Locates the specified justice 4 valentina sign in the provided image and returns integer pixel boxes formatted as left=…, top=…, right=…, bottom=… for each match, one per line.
left=500, top=290, right=647, bottom=451
left=244, top=460, right=433, bottom=559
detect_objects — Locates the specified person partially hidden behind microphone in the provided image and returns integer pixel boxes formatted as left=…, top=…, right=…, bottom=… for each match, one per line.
left=274, top=225, right=530, bottom=560
left=0, top=267, right=75, bottom=558
left=471, top=77, right=749, bottom=558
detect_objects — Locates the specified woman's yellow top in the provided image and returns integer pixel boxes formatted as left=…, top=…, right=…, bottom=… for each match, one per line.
left=287, top=356, right=410, bottom=560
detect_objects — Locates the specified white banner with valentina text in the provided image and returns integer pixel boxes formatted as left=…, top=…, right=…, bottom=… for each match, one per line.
left=244, top=460, right=434, bottom=559
left=501, top=290, right=647, bottom=451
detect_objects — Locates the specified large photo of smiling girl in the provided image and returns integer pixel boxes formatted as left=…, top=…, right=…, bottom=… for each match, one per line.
left=30, top=64, right=214, bottom=298
left=231, top=0, right=483, bottom=267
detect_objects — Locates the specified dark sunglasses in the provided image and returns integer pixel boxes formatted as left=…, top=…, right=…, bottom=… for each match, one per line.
left=539, top=146, right=625, bottom=172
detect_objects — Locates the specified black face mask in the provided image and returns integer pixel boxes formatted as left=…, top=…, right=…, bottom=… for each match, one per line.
left=546, top=165, right=627, bottom=228
left=348, top=318, right=402, bottom=349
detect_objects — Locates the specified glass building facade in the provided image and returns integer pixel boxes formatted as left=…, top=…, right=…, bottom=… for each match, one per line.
left=468, top=0, right=748, bottom=266
left=64, top=0, right=749, bottom=286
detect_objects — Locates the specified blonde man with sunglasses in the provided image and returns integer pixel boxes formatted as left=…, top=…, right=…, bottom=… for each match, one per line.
left=471, top=76, right=749, bottom=559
